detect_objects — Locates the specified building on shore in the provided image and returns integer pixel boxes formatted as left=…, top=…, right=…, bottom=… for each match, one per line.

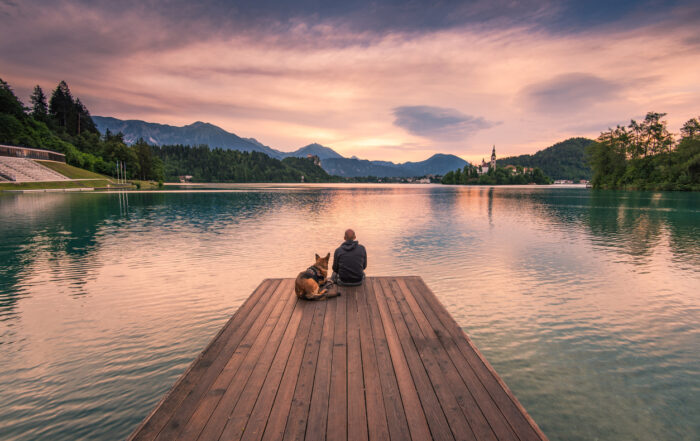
left=306, top=154, right=321, bottom=166
left=1, top=144, right=66, bottom=162
left=504, top=164, right=534, bottom=174
left=479, top=145, right=496, bottom=174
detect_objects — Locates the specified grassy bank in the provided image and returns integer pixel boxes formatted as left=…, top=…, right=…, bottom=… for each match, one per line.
left=35, top=160, right=111, bottom=180
left=0, top=161, right=144, bottom=191
left=0, top=179, right=119, bottom=191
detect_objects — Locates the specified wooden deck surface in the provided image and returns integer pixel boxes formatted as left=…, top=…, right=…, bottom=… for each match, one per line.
left=128, top=277, right=548, bottom=441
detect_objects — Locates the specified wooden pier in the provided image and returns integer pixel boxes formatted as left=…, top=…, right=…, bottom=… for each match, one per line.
left=129, top=277, right=548, bottom=441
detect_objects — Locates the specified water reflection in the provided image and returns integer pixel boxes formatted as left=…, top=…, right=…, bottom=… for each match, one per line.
left=0, top=186, right=698, bottom=441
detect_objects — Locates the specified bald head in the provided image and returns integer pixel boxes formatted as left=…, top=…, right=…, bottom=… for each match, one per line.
left=344, top=229, right=356, bottom=241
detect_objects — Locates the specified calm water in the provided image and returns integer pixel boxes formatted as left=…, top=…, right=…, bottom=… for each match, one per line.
left=0, top=185, right=698, bottom=441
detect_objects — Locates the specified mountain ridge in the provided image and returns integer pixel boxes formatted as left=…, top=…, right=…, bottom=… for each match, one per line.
left=93, top=116, right=468, bottom=177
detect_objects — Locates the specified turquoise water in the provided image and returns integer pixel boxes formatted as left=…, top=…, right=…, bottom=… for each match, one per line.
left=0, top=184, right=698, bottom=440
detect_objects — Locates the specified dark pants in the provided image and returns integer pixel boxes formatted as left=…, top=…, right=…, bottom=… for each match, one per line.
left=331, top=272, right=365, bottom=287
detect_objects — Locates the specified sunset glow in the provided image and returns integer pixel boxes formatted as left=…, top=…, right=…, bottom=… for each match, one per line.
left=2, top=0, right=699, bottom=161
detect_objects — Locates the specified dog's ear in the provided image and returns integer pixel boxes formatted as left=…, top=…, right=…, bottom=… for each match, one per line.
left=324, top=252, right=330, bottom=261
left=315, top=253, right=320, bottom=260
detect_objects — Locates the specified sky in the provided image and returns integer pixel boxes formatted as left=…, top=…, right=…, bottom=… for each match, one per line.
left=1, top=0, right=699, bottom=162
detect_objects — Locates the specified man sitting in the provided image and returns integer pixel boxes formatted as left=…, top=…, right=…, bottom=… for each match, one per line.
left=331, top=229, right=367, bottom=286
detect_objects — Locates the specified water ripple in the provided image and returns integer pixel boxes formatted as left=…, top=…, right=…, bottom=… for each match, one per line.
left=0, top=187, right=698, bottom=440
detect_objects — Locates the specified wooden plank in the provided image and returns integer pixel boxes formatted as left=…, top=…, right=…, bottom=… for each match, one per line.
left=407, top=277, right=547, bottom=441
left=304, top=293, right=337, bottom=441
left=217, top=285, right=305, bottom=441
left=391, top=278, right=498, bottom=441
left=327, top=283, right=348, bottom=441
left=239, top=298, right=317, bottom=441
left=375, top=278, right=455, bottom=441
left=130, top=277, right=548, bottom=441
left=129, top=279, right=278, bottom=441
left=383, top=277, right=476, bottom=441
left=260, top=301, right=325, bottom=441
left=153, top=279, right=286, bottom=441
left=346, top=286, right=369, bottom=441
left=188, top=279, right=297, bottom=440
left=364, top=279, right=424, bottom=441
left=282, top=299, right=328, bottom=441
left=400, top=278, right=520, bottom=441
left=356, top=283, right=390, bottom=441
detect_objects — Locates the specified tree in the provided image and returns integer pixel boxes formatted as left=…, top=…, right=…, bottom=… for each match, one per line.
left=587, top=112, right=700, bottom=190
left=133, top=138, right=165, bottom=181
left=102, top=131, right=139, bottom=179
left=586, top=131, right=627, bottom=189
left=459, top=165, right=470, bottom=184
left=641, top=112, right=674, bottom=155
left=0, top=77, right=25, bottom=118
left=627, top=113, right=673, bottom=157
left=530, top=168, right=549, bottom=184
left=628, top=119, right=644, bottom=158
left=30, top=85, right=48, bottom=121
left=48, top=81, right=99, bottom=136
left=49, top=80, right=74, bottom=131
left=74, top=98, right=98, bottom=135
left=680, top=117, right=700, bottom=141
left=441, top=171, right=454, bottom=184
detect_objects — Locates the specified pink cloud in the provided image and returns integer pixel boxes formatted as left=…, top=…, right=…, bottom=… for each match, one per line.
left=1, top=2, right=699, bottom=161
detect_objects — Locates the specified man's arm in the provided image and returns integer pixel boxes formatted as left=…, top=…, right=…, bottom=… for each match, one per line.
left=332, top=248, right=340, bottom=273
left=362, top=246, right=367, bottom=269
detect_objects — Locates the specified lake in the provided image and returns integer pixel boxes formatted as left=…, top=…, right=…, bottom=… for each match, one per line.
left=0, top=184, right=698, bottom=440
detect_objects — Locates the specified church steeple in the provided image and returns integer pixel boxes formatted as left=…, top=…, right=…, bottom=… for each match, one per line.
left=490, top=145, right=496, bottom=169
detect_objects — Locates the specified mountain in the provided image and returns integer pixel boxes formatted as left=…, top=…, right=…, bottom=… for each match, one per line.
left=93, top=116, right=467, bottom=177
left=321, top=158, right=410, bottom=177
left=402, top=154, right=469, bottom=176
left=321, top=154, right=467, bottom=178
left=284, top=143, right=344, bottom=160
left=93, top=116, right=343, bottom=161
left=93, top=116, right=281, bottom=157
left=498, top=137, right=594, bottom=180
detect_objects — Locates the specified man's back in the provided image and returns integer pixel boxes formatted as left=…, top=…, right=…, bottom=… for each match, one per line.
left=333, top=240, right=367, bottom=284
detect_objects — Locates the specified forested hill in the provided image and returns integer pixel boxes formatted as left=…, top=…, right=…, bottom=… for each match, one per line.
left=498, top=137, right=593, bottom=180
left=0, top=77, right=336, bottom=183
left=152, top=145, right=337, bottom=183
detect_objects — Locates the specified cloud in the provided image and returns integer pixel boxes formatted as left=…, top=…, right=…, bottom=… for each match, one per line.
left=392, top=106, right=495, bottom=141
left=520, top=73, right=621, bottom=113
left=2, top=1, right=700, bottom=161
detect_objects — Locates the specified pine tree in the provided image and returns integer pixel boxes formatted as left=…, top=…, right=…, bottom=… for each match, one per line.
left=0, top=77, right=26, bottom=118
left=74, top=98, right=98, bottom=135
left=49, top=80, right=74, bottom=131
left=30, top=85, right=48, bottom=121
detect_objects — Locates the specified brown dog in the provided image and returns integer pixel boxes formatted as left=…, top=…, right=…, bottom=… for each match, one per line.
left=295, top=253, right=340, bottom=300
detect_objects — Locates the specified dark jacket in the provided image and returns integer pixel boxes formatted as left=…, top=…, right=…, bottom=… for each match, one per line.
left=332, top=240, right=367, bottom=283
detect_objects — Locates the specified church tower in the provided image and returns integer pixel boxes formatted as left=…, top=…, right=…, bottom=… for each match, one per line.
left=490, top=145, right=496, bottom=170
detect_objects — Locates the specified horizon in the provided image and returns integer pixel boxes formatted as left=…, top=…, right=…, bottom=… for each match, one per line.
left=2, top=1, right=699, bottom=164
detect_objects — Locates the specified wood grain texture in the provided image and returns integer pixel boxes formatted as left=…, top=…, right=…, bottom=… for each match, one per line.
left=128, top=277, right=549, bottom=441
